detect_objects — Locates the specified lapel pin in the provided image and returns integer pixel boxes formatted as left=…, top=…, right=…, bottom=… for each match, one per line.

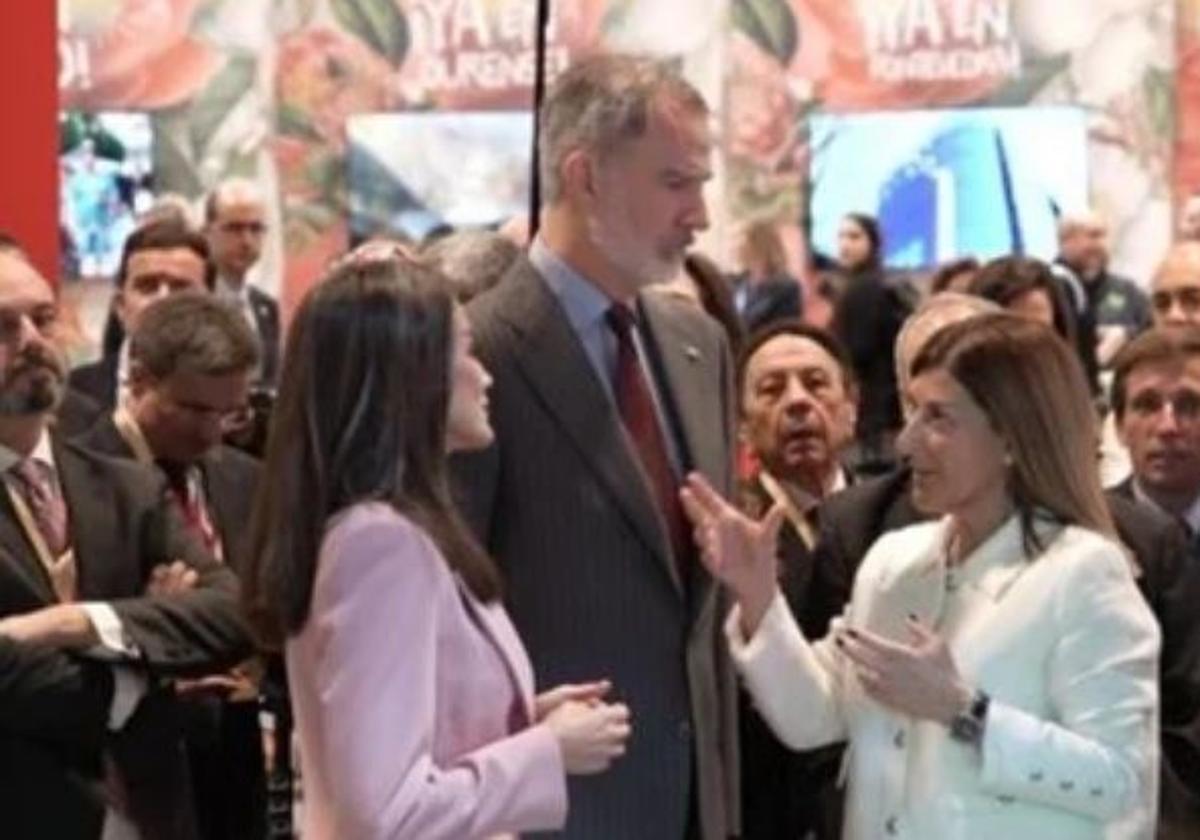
left=684, top=345, right=701, bottom=362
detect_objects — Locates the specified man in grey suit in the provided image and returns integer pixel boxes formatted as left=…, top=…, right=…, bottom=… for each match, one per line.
left=453, top=55, right=737, bottom=839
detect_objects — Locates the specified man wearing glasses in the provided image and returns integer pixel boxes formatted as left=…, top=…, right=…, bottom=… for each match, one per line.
left=204, top=179, right=280, bottom=388
left=78, top=292, right=268, bottom=840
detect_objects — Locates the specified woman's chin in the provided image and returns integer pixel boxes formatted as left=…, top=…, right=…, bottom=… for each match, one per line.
left=446, top=425, right=495, bottom=454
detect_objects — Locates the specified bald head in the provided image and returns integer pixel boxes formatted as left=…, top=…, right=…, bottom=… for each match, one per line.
left=1181, top=193, right=1200, bottom=242
left=1151, top=242, right=1200, bottom=328
left=1057, top=210, right=1110, bottom=279
left=895, top=292, right=1001, bottom=395
left=204, top=178, right=266, bottom=283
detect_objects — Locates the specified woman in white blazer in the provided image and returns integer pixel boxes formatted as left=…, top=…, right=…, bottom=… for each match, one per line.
left=683, top=313, right=1160, bottom=840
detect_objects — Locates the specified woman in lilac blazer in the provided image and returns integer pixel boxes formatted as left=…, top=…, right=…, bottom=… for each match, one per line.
left=243, top=250, right=630, bottom=839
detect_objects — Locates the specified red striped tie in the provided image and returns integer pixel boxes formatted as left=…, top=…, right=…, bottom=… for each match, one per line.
left=606, top=305, right=691, bottom=587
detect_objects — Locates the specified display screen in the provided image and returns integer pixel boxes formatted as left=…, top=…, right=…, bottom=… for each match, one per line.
left=59, top=111, right=155, bottom=279
left=809, top=106, right=1089, bottom=269
left=347, top=111, right=534, bottom=244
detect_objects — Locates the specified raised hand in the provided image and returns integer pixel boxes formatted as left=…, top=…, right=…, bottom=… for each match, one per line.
left=836, top=617, right=971, bottom=724
left=679, top=472, right=785, bottom=637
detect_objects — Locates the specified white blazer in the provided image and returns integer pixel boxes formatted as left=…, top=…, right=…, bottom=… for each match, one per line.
left=728, top=515, right=1160, bottom=840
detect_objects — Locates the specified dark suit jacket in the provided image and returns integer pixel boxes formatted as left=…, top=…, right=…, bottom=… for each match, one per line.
left=76, top=412, right=267, bottom=840
left=736, top=275, right=803, bottom=335
left=76, top=412, right=262, bottom=577
left=1109, top=480, right=1200, bottom=839
left=817, top=467, right=1200, bottom=839
left=452, top=257, right=738, bottom=840
left=66, top=355, right=118, bottom=411
left=247, top=286, right=280, bottom=389
left=0, top=436, right=252, bottom=839
left=737, top=477, right=841, bottom=840
left=55, top=389, right=105, bottom=439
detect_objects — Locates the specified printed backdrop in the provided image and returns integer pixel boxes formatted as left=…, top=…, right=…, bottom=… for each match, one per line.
left=58, top=0, right=1200, bottom=315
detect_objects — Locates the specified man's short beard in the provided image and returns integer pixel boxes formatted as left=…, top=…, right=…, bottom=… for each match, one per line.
left=586, top=208, right=680, bottom=289
left=0, top=374, right=63, bottom=417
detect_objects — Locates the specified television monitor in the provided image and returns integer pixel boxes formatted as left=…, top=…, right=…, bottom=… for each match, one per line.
left=347, top=111, right=534, bottom=244
left=59, top=111, right=155, bottom=279
left=808, top=106, right=1089, bottom=269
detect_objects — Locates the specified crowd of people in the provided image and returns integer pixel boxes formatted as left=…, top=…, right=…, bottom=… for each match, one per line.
left=1, top=52, right=1200, bottom=840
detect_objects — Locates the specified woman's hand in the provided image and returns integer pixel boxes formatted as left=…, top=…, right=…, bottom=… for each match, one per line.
left=543, top=700, right=631, bottom=775
left=679, top=472, right=785, bottom=638
left=836, top=617, right=972, bottom=724
left=534, top=680, right=611, bottom=721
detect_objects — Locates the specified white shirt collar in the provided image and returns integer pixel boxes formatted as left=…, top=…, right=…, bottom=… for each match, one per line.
left=0, top=425, right=56, bottom=475
left=216, top=275, right=250, bottom=305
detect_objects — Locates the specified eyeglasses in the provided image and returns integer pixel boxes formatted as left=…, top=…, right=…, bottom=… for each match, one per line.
left=1151, top=287, right=1200, bottom=317
left=168, top=396, right=254, bottom=432
left=218, top=221, right=266, bottom=237
left=1127, top=390, right=1200, bottom=422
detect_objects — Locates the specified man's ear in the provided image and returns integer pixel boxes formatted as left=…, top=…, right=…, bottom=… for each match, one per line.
left=845, top=395, right=860, bottom=438
left=113, top=289, right=129, bottom=330
left=560, top=148, right=598, bottom=202
left=1114, top=412, right=1129, bottom=449
left=126, top=360, right=153, bottom=399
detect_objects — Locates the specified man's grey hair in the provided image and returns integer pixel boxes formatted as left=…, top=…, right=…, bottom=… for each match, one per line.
left=203, top=177, right=264, bottom=225
left=130, top=292, right=260, bottom=380
left=894, top=292, right=1002, bottom=391
left=422, top=230, right=521, bottom=303
left=538, top=54, right=709, bottom=203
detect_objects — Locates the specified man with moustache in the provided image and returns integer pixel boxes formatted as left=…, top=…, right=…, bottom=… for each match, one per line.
left=452, top=55, right=737, bottom=839
left=0, top=242, right=251, bottom=838
left=0, top=234, right=102, bottom=435
left=735, top=320, right=857, bottom=840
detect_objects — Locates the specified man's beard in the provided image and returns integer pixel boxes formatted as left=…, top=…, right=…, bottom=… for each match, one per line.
left=586, top=205, right=682, bottom=289
left=0, top=352, right=64, bottom=416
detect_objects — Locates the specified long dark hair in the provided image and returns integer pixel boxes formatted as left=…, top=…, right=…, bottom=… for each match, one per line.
left=841, top=212, right=883, bottom=272
left=243, top=257, right=500, bottom=648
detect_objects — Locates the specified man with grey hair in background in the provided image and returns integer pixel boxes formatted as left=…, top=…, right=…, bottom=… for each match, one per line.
left=453, top=55, right=738, bottom=839
left=203, top=178, right=280, bottom=387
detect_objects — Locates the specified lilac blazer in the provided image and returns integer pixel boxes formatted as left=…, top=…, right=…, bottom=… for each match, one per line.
left=286, top=502, right=568, bottom=839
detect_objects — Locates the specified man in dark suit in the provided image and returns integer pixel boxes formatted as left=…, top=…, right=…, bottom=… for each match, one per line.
left=1107, top=327, right=1200, bottom=838
left=453, top=56, right=737, bottom=839
left=68, top=219, right=214, bottom=409
left=204, top=179, right=281, bottom=387
left=735, top=320, right=858, bottom=840
left=0, top=240, right=251, bottom=839
left=77, top=292, right=268, bottom=839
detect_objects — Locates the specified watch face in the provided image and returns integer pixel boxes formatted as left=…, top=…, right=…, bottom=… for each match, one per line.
left=950, top=713, right=982, bottom=743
